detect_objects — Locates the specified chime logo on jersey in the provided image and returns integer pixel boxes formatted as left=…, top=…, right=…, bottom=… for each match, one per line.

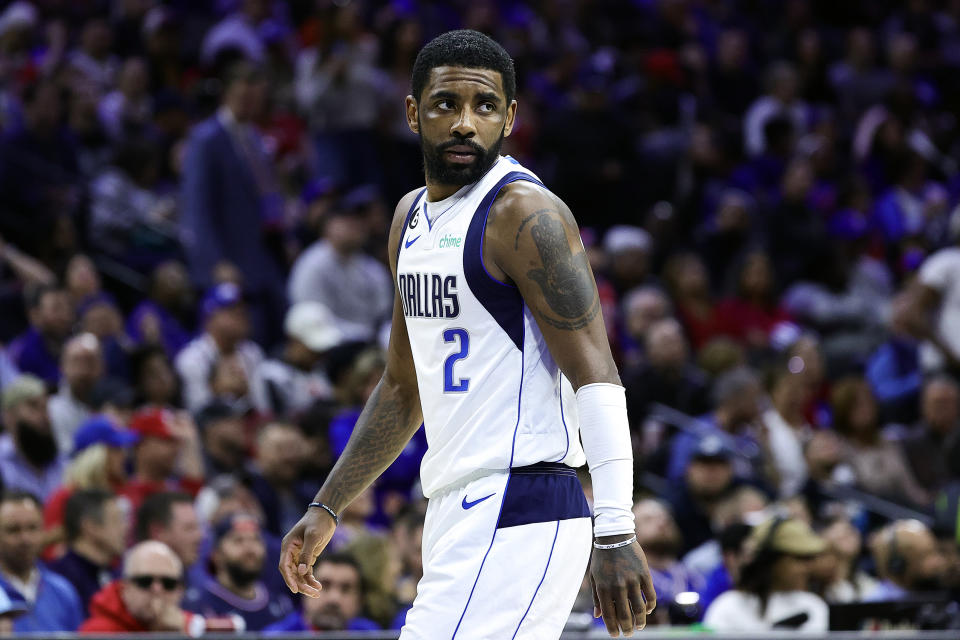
left=398, top=272, right=460, bottom=318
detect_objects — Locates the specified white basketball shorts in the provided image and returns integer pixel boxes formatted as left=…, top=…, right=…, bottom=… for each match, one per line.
left=400, top=462, right=592, bottom=640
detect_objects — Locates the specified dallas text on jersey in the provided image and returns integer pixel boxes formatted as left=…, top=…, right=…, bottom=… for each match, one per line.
left=398, top=272, right=461, bottom=319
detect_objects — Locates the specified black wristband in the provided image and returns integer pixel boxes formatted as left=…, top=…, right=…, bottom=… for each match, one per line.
left=307, top=502, right=339, bottom=525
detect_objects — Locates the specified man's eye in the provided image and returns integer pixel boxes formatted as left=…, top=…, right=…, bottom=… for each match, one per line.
left=478, top=103, right=495, bottom=113
left=437, top=100, right=453, bottom=110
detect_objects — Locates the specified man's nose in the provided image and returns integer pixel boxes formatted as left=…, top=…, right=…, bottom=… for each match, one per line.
left=450, top=109, right=476, bottom=138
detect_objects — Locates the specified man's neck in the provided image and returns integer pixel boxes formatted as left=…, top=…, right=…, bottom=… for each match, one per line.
left=216, top=570, right=257, bottom=600
left=72, top=538, right=113, bottom=568
left=0, top=561, right=36, bottom=586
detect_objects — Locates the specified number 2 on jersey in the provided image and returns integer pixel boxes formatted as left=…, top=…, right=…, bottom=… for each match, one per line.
left=442, top=328, right=470, bottom=392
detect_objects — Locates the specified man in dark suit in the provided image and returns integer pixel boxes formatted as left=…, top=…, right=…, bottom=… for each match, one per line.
left=179, top=61, right=285, bottom=348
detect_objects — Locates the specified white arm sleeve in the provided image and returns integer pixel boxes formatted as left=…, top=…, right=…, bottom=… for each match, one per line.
left=576, top=382, right=635, bottom=536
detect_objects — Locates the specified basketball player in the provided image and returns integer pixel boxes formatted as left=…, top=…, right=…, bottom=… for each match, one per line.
left=279, top=30, right=656, bottom=638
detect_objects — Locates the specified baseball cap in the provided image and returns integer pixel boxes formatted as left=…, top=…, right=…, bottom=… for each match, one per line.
left=212, top=513, right=261, bottom=546
left=691, top=433, right=733, bottom=462
left=747, top=516, right=826, bottom=557
left=0, top=581, right=27, bottom=618
left=285, top=302, right=343, bottom=353
left=72, top=416, right=140, bottom=456
left=603, top=225, right=652, bottom=255
left=201, top=283, right=243, bottom=322
left=129, top=408, right=176, bottom=440
left=1, top=374, right=45, bottom=412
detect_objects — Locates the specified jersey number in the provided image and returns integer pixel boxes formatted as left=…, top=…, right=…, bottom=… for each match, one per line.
left=443, top=328, right=470, bottom=392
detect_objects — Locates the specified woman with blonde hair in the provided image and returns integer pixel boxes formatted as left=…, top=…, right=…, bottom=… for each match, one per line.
left=43, top=416, right=137, bottom=557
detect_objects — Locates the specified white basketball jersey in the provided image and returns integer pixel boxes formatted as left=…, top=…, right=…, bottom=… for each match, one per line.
left=397, top=156, right=586, bottom=498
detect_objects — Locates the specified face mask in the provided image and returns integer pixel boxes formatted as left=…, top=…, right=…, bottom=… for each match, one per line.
left=15, top=420, right=59, bottom=468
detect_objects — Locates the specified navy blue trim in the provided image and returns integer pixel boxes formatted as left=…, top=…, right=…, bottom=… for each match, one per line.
left=497, top=462, right=589, bottom=529
left=452, top=322, right=526, bottom=639
left=396, top=188, right=427, bottom=264
left=512, top=520, right=559, bottom=639
left=463, top=171, right=545, bottom=351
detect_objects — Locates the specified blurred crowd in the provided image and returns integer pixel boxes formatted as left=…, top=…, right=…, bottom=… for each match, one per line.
left=2, top=0, right=960, bottom=635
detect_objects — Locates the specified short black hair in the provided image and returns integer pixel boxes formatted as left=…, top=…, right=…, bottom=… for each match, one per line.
left=411, top=30, right=515, bottom=104
left=0, top=490, right=41, bottom=511
left=135, top=491, right=193, bottom=542
left=315, top=551, right=363, bottom=583
left=64, top=489, right=115, bottom=543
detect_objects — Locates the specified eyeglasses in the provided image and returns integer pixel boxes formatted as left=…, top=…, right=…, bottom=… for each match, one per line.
left=126, top=575, right=182, bottom=591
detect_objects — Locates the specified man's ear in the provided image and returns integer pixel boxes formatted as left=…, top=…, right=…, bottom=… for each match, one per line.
left=502, top=100, right=518, bottom=137
left=405, top=96, right=419, bottom=134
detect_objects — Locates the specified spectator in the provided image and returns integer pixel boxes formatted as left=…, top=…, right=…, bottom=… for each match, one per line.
left=618, top=285, right=672, bottom=368
left=696, top=522, right=754, bottom=614
left=182, top=513, right=293, bottom=630
left=666, top=435, right=739, bottom=553
left=174, top=283, right=268, bottom=413
left=195, top=401, right=249, bottom=477
left=126, top=261, right=193, bottom=359
left=813, top=517, right=878, bottom=603
left=264, top=552, right=379, bottom=632
left=743, top=61, right=809, bottom=157
left=48, top=489, right=128, bottom=615
left=48, top=333, right=104, bottom=454
left=288, top=202, right=393, bottom=343
left=632, top=498, right=705, bottom=623
left=663, top=252, right=721, bottom=351
left=623, top=317, right=711, bottom=428
left=866, top=519, right=947, bottom=601
left=0, top=491, right=83, bottom=632
left=714, top=249, right=792, bottom=351
left=602, top=225, right=654, bottom=296
left=258, top=301, right=341, bottom=418
left=0, top=580, right=27, bottom=635
left=68, top=18, right=118, bottom=93
left=80, top=541, right=206, bottom=634
left=43, top=416, right=138, bottom=554
left=830, top=376, right=930, bottom=506
left=179, top=60, right=285, bottom=347
left=900, top=375, right=960, bottom=492
left=7, top=285, right=74, bottom=386
left=762, top=363, right=813, bottom=498
left=77, top=294, right=129, bottom=381
left=123, top=408, right=204, bottom=510
left=390, top=508, right=424, bottom=612
left=704, top=516, right=828, bottom=631
left=0, top=81, right=82, bottom=264
left=134, top=492, right=204, bottom=573
left=667, top=367, right=765, bottom=482
left=865, top=292, right=922, bottom=423
left=906, top=241, right=960, bottom=374
left=248, top=422, right=312, bottom=537
left=129, top=345, right=180, bottom=408
left=97, top=57, right=151, bottom=141
left=0, top=375, right=65, bottom=501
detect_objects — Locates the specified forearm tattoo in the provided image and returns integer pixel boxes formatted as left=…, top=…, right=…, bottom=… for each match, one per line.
left=524, top=211, right=601, bottom=330
left=317, top=382, right=419, bottom=510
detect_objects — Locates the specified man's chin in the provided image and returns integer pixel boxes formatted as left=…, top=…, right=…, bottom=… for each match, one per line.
left=310, top=611, right=347, bottom=631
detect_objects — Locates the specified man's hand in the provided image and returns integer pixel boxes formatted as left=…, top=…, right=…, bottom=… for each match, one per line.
left=589, top=535, right=657, bottom=637
left=279, top=509, right=337, bottom=597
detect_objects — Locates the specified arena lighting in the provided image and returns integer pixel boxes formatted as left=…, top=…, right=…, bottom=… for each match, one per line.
left=674, top=591, right=700, bottom=607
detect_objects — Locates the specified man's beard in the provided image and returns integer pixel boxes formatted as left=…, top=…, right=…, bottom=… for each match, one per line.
left=309, top=605, right=347, bottom=631
left=420, top=127, right=503, bottom=187
left=224, top=561, right=261, bottom=589
left=15, top=420, right=59, bottom=468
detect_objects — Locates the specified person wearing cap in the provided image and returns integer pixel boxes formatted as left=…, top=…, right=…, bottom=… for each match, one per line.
left=47, top=489, right=129, bottom=615
left=0, top=375, right=66, bottom=502
left=174, top=282, right=268, bottom=414
left=258, top=302, right=341, bottom=417
left=122, top=408, right=204, bottom=511
left=287, top=192, right=393, bottom=343
left=703, top=515, right=828, bottom=631
left=182, top=513, right=293, bottom=630
left=0, top=579, right=28, bottom=635
left=42, top=416, right=138, bottom=559
left=48, top=333, right=106, bottom=454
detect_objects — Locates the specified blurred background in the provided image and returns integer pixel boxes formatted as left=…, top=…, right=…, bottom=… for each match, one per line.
left=1, top=0, right=960, bottom=636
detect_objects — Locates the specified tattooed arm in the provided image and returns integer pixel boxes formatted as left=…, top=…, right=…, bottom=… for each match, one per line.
left=279, top=189, right=424, bottom=597
left=487, top=183, right=656, bottom=636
